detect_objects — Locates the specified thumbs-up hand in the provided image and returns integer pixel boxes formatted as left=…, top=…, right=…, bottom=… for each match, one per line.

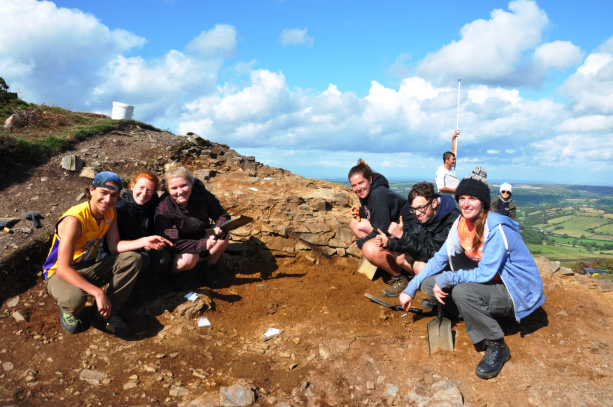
left=388, top=216, right=404, bottom=239
left=375, top=228, right=389, bottom=248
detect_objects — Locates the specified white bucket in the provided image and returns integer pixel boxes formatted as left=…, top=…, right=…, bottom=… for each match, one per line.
left=111, top=101, right=134, bottom=120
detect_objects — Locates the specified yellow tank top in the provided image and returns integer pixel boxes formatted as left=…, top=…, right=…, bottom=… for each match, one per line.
left=43, top=201, right=115, bottom=280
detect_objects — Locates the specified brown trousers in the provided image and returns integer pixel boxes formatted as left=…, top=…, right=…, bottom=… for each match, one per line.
left=46, top=251, right=142, bottom=316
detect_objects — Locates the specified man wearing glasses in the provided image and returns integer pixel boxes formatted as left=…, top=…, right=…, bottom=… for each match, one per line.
left=376, top=182, right=460, bottom=284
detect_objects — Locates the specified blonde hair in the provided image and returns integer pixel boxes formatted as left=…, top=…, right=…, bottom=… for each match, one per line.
left=164, top=166, right=193, bottom=189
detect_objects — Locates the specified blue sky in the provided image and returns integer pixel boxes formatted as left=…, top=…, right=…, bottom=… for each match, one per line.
left=1, top=0, right=612, bottom=186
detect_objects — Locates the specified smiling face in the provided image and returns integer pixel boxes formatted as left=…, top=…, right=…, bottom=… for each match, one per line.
left=167, top=176, right=192, bottom=206
left=410, top=195, right=438, bottom=224
left=349, top=174, right=372, bottom=199
left=458, top=195, right=484, bottom=222
left=131, top=177, right=156, bottom=206
left=89, top=183, right=120, bottom=218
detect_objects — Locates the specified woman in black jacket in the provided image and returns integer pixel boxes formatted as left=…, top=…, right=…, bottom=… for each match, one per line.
left=346, top=159, right=415, bottom=297
left=115, top=171, right=171, bottom=297
left=155, top=166, right=230, bottom=290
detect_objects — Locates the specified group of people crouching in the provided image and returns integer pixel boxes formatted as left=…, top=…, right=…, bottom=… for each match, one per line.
left=347, top=159, right=544, bottom=380
left=43, top=167, right=230, bottom=338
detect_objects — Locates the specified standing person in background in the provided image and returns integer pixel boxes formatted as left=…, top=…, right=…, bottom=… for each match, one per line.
left=155, top=166, right=231, bottom=291
left=346, top=159, right=416, bottom=297
left=399, top=168, right=544, bottom=380
left=435, top=129, right=460, bottom=195
left=114, top=171, right=171, bottom=301
left=491, top=183, right=517, bottom=220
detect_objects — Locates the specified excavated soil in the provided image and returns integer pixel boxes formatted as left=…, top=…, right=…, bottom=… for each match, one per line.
left=0, top=124, right=612, bottom=406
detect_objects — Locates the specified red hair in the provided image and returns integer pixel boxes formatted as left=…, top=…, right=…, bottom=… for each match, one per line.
left=129, top=171, right=160, bottom=191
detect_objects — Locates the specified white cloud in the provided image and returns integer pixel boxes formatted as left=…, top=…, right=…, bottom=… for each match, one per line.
left=185, top=24, right=237, bottom=57
left=0, top=0, right=610, bottom=185
left=559, top=37, right=613, bottom=115
left=533, top=41, right=584, bottom=71
left=0, top=0, right=145, bottom=103
left=280, top=28, right=314, bottom=47
left=415, top=0, right=548, bottom=84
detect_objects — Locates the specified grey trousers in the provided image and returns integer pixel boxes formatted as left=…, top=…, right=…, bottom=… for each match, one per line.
left=421, top=275, right=515, bottom=344
left=46, top=251, right=142, bottom=316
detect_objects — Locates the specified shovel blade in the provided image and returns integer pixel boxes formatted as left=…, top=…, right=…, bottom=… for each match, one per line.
left=427, top=317, right=454, bottom=355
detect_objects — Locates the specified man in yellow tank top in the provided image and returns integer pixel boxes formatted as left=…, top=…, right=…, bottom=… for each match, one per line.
left=43, top=172, right=171, bottom=337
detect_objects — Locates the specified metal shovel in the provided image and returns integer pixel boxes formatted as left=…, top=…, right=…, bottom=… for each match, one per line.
left=427, top=303, right=454, bottom=354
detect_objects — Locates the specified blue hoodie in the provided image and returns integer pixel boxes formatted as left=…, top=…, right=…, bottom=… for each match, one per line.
left=403, top=211, right=544, bottom=322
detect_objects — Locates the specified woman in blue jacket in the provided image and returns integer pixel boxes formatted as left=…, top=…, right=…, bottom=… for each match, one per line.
left=399, top=167, right=544, bottom=380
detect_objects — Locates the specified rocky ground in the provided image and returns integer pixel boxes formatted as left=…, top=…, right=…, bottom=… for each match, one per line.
left=0, top=123, right=612, bottom=406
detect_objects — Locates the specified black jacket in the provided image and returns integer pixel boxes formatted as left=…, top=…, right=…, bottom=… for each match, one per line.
left=387, top=194, right=460, bottom=262
left=115, top=190, right=159, bottom=241
left=155, top=179, right=230, bottom=254
left=491, top=195, right=517, bottom=220
left=356, top=173, right=415, bottom=249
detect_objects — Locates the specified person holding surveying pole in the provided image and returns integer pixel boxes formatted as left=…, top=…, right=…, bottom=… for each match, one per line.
left=435, top=78, right=461, bottom=195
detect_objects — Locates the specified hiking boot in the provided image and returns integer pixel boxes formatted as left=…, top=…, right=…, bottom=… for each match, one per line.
left=421, top=298, right=438, bottom=310
left=381, top=275, right=409, bottom=298
left=475, top=339, right=511, bottom=379
left=60, top=311, right=82, bottom=334
left=104, top=314, right=130, bottom=338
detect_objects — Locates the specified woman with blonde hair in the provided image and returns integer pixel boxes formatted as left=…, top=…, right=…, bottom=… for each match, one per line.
left=155, top=167, right=230, bottom=290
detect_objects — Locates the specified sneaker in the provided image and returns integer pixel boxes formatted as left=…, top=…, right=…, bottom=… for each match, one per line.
left=381, top=275, right=409, bottom=298
left=60, top=311, right=82, bottom=334
left=104, top=314, right=130, bottom=338
left=475, top=339, right=511, bottom=379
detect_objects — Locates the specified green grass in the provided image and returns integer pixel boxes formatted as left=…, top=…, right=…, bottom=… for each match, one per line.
left=528, top=243, right=613, bottom=265
left=546, top=215, right=575, bottom=225
left=0, top=103, right=160, bottom=183
left=593, top=223, right=613, bottom=234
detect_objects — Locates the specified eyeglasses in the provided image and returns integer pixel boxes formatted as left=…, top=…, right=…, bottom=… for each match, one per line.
left=501, top=190, right=511, bottom=194
left=410, top=199, right=434, bottom=214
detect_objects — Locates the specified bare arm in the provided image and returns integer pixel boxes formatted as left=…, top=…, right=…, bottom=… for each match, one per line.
left=452, top=129, right=459, bottom=155
left=55, top=216, right=112, bottom=317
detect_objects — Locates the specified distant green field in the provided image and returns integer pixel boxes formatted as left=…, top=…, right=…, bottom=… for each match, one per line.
left=528, top=244, right=613, bottom=264
left=558, top=216, right=608, bottom=230
left=594, top=224, right=613, bottom=234
left=546, top=215, right=575, bottom=225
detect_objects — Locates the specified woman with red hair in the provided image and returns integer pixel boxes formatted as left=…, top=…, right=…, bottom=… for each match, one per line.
left=114, top=171, right=171, bottom=299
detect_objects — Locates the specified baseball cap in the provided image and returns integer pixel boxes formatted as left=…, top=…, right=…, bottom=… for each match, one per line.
left=91, top=171, right=122, bottom=192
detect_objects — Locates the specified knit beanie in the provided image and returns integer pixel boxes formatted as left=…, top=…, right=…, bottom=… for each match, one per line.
left=500, top=182, right=512, bottom=194
left=455, top=167, right=491, bottom=207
